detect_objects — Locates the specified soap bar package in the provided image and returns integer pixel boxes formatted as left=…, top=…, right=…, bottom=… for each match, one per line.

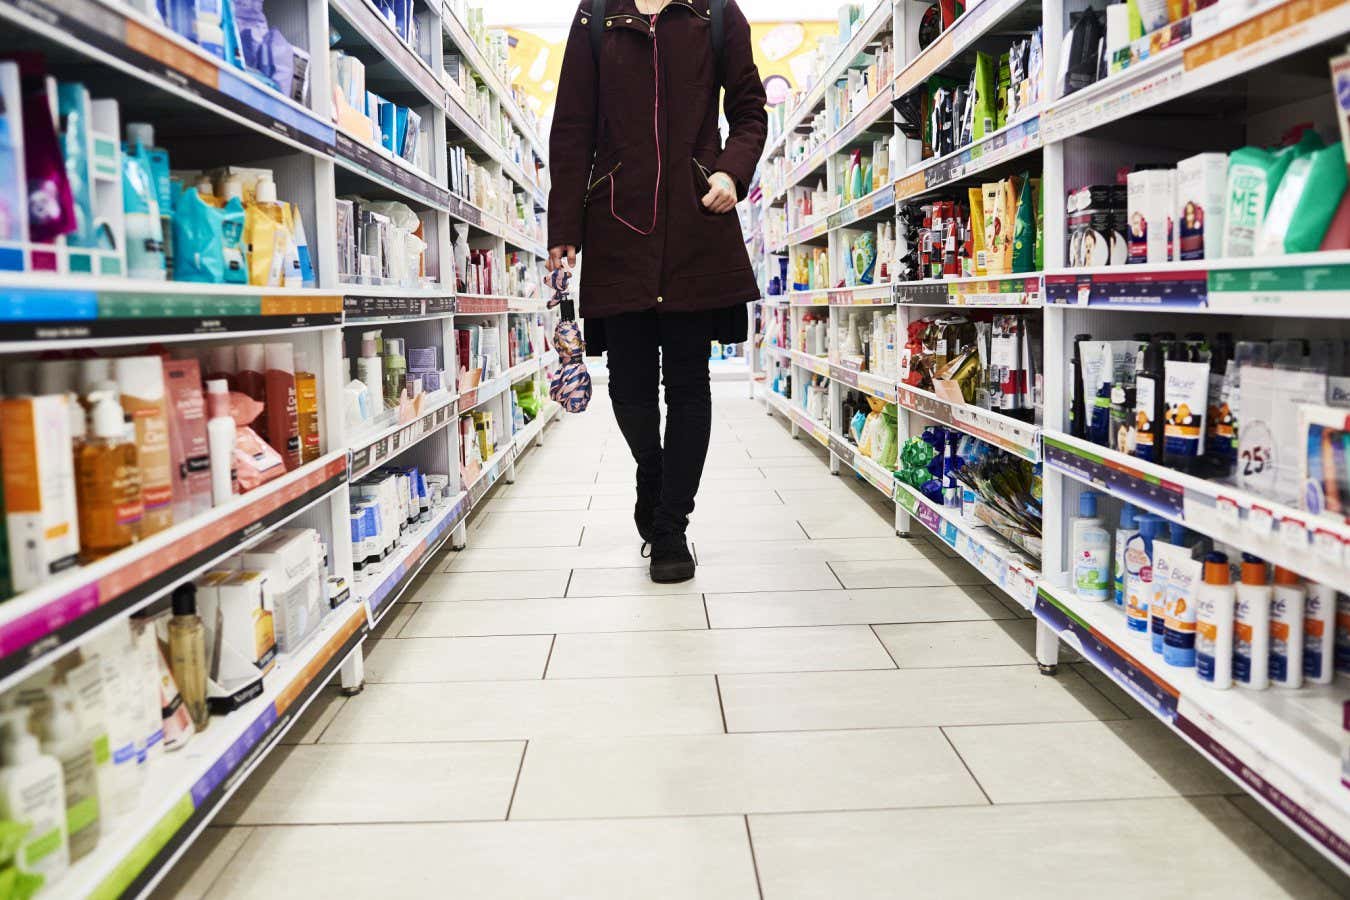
left=0, top=394, right=80, bottom=591
left=1176, top=153, right=1227, bottom=261
left=1127, top=169, right=1174, bottom=264
left=242, top=528, right=325, bottom=654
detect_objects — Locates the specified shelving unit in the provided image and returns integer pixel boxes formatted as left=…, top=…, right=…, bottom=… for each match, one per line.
left=749, top=0, right=1350, bottom=874
left=0, top=0, right=558, bottom=893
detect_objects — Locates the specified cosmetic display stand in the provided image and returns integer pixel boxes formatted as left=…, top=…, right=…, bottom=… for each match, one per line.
left=0, top=0, right=554, bottom=894
left=751, top=0, right=1350, bottom=874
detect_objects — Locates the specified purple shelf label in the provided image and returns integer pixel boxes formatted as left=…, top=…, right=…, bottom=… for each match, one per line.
left=0, top=583, right=100, bottom=660
left=190, top=704, right=278, bottom=806
left=1043, top=440, right=1186, bottom=516
left=1045, top=271, right=1207, bottom=307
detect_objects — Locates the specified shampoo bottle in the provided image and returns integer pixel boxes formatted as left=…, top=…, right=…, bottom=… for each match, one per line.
left=205, top=379, right=236, bottom=505
left=0, top=710, right=69, bottom=880
left=75, top=387, right=142, bottom=562
left=1070, top=490, right=1110, bottom=601
left=1234, top=554, right=1272, bottom=690
left=1269, top=567, right=1305, bottom=689
left=1305, top=581, right=1336, bottom=684
left=263, top=343, right=300, bottom=470
left=1113, top=504, right=1140, bottom=607
left=293, top=352, right=320, bottom=465
left=1195, top=552, right=1236, bottom=689
left=38, top=688, right=99, bottom=862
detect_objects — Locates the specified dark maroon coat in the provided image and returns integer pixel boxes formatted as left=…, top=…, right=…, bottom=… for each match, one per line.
left=547, top=0, right=768, bottom=318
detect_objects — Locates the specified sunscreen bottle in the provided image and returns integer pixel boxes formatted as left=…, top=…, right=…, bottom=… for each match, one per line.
left=1195, top=552, right=1235, bottom=689
left=1305, top=581, right=1336, bottom=684
left=1113, top=503, right=1139, bottom=607
left=1269, top=567, right=1305, bottom=689
left=1234, top=554, right=1271, bottom=690
left=1124, top=516, right=1165, bottom=635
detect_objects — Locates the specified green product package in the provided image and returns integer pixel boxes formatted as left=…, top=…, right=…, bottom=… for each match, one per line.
left=173, top=186, right=227, bottom=283
left=996, top=53, right=1011, bottom=130
left=1222, top=130, right=1323, bottom=257
left=1034, top=176, right=1044, bottom=271
left=514, top=382, right=540, bottom=420
left=972, top=52, right=996, bottom=140
left=1258, top=142, right=1348, bottom=254
left=1012, top=175, right=1036, bottom=272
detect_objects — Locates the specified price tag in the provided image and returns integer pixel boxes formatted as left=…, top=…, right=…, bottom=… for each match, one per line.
left=1215, top=496, right=1240, bottom=529
left=1279, top=517, right=1308, bottom=551
left=1313, top=529, right=1344, bottom=566
left=1248, top=505, right=1274, bottom=536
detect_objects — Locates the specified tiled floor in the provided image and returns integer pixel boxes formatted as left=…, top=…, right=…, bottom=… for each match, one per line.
left=157, top=383, right=1349, bottom=899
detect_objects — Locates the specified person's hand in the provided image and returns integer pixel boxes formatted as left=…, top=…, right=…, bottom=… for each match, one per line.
left=548, top=245, right=577, bottom=272
left=701, top=173, right=737, bottom=214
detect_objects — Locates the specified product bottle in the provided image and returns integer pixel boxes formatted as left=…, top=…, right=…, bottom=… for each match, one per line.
left=1124, top=516, right=1165, bottom=635
left=156, top=640, right=195, bottom=751
left=1133, top=340, right=1166, bottom=463
left=1234, top=554, right=1272, bottom=690
left=235, top=343, right=267, bottom=440
left=1070, top=490, right=1110, bottom=601
left=205, top=379, right=236, bottom=505
left=244, top=174, right=290, bottom=287
left=1269, top=567, right=1306, bottom=689
left=37, top=688, right=99, bottom=862
left=0, top=710, right=70, bottom=880
left=75, top=387, right=143, bottom=561
left=84, top=625, right=144, bottom=815
left=1113, top=504, right=1140, bottom=607
left=206, top=345, right=237, bottom=390
left=293, top=352, right=321, bottom=465
left=1195, top=552, right=1236, bottom=688
left=1305, top=581, right=1336, bottom=684
left=264, top=343, right=300, bottom=470
left=383, top=338, right=407, bottom=409
left=168, top=584, right=209, bottom=731
left=359, top=334, right=384, bottom=412
left=121, top=127, right=166, bottom=281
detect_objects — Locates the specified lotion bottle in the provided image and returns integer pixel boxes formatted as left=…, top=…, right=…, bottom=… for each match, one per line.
left=1270, top=567, right=1305, bottom=689
left=1070, top=490, right=1110, bottom=601
left=1195, top=552, right=1235, bottom=689
left=1124, top=516, right=1165, bottom=635
left=359, top=334, right=384, bottom=412
left=1113, top=504, right=1140, bottom=607
left=0, top=710, right=69, bottom=880
left=1234, top=554, right=1272, bottom=690
left=1305, top=581, right=1336, bottom=684
left=37, top=688, right=99, bottom=862
left=205, top=379, right=236, bottom=505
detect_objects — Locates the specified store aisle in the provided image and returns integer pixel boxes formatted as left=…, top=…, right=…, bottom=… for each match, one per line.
left=157, top=383, right=1346, bottom=899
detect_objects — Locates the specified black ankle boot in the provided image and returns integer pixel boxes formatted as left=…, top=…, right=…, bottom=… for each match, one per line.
left=649, top=533, right=695, bottom=583
left=635, top=491, right=658, bottom=545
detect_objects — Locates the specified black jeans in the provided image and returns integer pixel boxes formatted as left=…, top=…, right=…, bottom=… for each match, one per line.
left=604, top=309, right=712, bottom=537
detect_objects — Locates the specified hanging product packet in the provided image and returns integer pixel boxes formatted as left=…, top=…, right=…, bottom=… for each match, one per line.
left=226, top=390, right=285, bottom=492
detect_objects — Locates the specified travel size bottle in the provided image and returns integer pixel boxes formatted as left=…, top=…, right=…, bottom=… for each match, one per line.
left=75, top=387, right=143, bottom=561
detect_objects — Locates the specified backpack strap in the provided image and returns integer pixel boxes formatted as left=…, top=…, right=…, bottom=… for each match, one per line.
left=589, top=0, right=607, bottom=67
left=710, top=0, right=725, bottom=87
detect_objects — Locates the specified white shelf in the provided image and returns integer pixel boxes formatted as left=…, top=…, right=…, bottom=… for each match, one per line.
left=358, top=491, right=471, bottom=623
left=57, top=601, right=369, bottom=899
left=1036, top=579, right=1350, bottom=872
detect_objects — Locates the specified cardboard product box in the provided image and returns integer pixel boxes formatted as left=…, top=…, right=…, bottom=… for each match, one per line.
left=242, top=529, right=325, bottom=654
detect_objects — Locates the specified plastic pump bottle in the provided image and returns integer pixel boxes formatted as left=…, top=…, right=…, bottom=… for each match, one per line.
left=38, top=688, right=100, bottom=862
left=1195, top=552, right=1236, bottom=689
left=1125, top=515, right=1166, bottom=635
left=1234, top=554, right=1272, bottom=690
left=1304, top=581, right=1336, bottom=684
left=1070, top=491, right=1110, bottom=601
left=0, top=710, right=70, bottom=880
left=1269, top=567, right=1305, bottom=689
left=1113, top=503, right=1140, bottom=607
left=206, top=379, right=236, bottom=505
left=359, top=333, right=383, bottom=413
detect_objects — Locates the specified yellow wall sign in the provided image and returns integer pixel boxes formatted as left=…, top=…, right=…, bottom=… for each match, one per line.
left=503, top=20, right=839, bottom=131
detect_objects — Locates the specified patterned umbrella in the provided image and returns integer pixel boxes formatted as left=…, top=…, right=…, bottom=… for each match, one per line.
left=545, top=268, right=592, bottom=413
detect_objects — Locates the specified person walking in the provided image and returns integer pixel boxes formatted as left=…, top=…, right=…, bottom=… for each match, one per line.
left=547, top=0, right=767, bottom=583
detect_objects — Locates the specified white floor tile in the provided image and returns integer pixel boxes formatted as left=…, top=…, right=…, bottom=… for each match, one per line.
left=748, top=798, right=1339, bottom=900
left=545, top=626, right=894, bottom=678
left=944, top=719, right=1238, bottom=803
left=872, top=620, right=1041, bottom=668
left=510, top=729, right=984, bottom=819
left=365, top=636, right=554, bottom=681
left=410, top=570, right=570, bottom=602
left=691, top=537, right=932, bottom=566
left=796, top=510, right=902, bottom=539
left=218, top=741, right=524, bottom=824
left=484, top=495, right=593, bottom=512
left=149, top=827, right=251, bottom=900
left=706, top=585, right=1014, bottom=629
left=442, top=544, right=650, bottom=572
left=829, top=557, right=986, bottom=589
left=205, top=817, right=760, bottom=900
left=280, top=685, right=346, bottom=745
left=567, top=562, right=840, bottom=597
left=720, top=666, right=1124, bottom=732
left=403, top=595, right=708, bottom=636
left=587, top=488, right=785, bottom=510
left=319, top=678, right=724, bottom=742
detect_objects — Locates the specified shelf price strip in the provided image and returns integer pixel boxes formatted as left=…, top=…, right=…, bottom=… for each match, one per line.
left=0, top=457, right=348, bottom=683
left=343, top=293, right=457, bottom=320
left=1042, top=436, right=1186, bottom=515
left=349, top=401, right=456, bottom=480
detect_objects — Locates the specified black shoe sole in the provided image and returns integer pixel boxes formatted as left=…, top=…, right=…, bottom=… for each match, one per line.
left=650, top=559, right=696, bottom=583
